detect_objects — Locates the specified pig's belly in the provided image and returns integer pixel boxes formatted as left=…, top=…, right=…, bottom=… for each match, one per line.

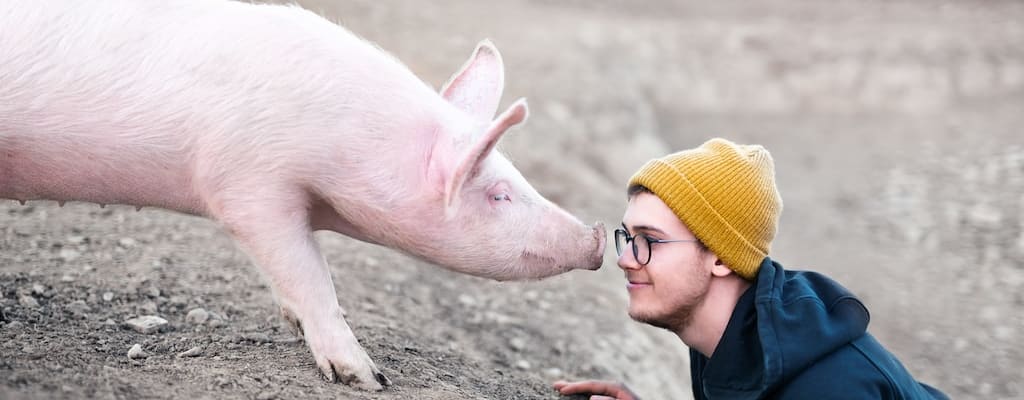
left=0, top=135, right=207, bottom=216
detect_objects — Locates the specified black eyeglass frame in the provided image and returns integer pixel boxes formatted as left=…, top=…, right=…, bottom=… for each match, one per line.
left=614, top=225, right=701, bottom=266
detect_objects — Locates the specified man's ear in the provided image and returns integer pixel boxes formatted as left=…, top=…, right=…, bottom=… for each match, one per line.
left=710, top=258, right=734, bottom=277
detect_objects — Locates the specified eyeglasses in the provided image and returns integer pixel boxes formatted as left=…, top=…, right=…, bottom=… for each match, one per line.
left=614, top=226, right=701, bottom=266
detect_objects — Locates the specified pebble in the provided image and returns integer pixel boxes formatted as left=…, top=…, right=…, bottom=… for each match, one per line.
left=185, top=308, right=210, bottom=325
left=18, top=295, right=39, bottom=308
left=139, top=301, right=158, bottom=315
left=514, top=360, right=532, bottom=370
left=273, top=337, right=300, bottom=344
left=543, top=367, right=563, bottom=378
left=457, top=294, right=477, bottom=307
left=66, top=300, right=90, bottom=315
left=59, top=249, right=80, bottom=262
left=32, top=284, right=47, bottom=296
left=5, top=321, right=24, bottom=330
left=509, top=337, right=527, bottom=352
left=60, top=274, right=76, bottom=283
left=241, top=333, right=272, bottom=343
left=118, top=237, right=137, bottom=248
left=127, top=343, right=147, bottom=359
left=145, top=287, right=161, bottom=298
left=124, top=315, right=168, bottom=334
left=256, top=391, right=280, bottom=400
left=102, top=292, right=114, bottom=302
left=22, top=345, right=40, bottom=358
left=178, top=346, right=203, bottom=358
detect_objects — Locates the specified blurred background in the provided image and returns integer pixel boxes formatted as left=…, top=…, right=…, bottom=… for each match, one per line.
left=2, top=0, right=1022, bottom=399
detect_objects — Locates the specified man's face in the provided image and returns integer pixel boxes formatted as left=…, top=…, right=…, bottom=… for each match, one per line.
left=618, top=192, right=714, bottom=331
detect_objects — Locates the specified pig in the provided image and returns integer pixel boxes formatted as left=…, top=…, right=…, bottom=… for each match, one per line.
left=0, top=0, right=606, bottom=391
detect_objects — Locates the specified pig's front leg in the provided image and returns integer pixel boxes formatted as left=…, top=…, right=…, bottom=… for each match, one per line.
left=215, top=199, right=391, bottom=391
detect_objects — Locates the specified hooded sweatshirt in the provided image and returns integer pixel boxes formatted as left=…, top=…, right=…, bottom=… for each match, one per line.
left=690, top=258, right=949, bottom=400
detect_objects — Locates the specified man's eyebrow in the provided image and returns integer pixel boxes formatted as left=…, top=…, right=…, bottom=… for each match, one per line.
left=621, top=223, right=667, bottom=235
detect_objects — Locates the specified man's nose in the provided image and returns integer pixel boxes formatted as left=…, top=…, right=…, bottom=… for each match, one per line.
left=617, top=250, right=642, bottom=271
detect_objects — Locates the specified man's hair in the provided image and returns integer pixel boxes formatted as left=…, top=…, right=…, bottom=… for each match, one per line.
left=627, top=184, right=652, bottom=197
left=626, top=184, right=710, bottom=253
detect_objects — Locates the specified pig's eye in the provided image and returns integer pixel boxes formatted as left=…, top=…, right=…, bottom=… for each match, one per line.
left=493, top=194, right=511, bottom=202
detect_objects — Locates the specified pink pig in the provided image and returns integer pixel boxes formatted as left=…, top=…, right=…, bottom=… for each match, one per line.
left=0, top=0, right=605, bottom=390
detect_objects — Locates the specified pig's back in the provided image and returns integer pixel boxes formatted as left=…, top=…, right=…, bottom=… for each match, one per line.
left=0, top=0, right=430, bottom=213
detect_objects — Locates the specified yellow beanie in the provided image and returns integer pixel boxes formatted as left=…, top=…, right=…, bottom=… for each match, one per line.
left=627, top=138, right=782, bottom=280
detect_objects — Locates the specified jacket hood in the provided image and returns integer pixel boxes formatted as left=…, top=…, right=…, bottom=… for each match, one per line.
left=699, top=258, right=870, bottom=398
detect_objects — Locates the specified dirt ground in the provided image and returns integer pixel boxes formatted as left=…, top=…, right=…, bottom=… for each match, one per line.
left=2, top=0, right=1023, bottom=399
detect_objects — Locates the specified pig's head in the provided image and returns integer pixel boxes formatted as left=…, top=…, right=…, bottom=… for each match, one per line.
left=409, top=40, right=605, bottom=281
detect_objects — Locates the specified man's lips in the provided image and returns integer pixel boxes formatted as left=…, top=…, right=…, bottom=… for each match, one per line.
left=626, top=280, right=651, bottom=290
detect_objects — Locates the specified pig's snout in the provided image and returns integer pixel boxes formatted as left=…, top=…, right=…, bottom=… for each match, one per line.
left=586, top=221, right=606, bottom=270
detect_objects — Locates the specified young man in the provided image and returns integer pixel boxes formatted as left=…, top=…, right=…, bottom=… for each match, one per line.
left=554, top=138, right=948, bottom=399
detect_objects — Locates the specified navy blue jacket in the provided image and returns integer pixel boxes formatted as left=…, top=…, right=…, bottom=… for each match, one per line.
left=690, top=258, right=948, bottom=400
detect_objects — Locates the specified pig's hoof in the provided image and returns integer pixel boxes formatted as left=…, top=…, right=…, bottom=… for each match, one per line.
left=316, top=355, right=391, bottom=391
left=306, top=308, right=390, bottom=391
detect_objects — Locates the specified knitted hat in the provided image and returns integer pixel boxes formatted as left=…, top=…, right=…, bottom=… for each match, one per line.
left=627, top=138, right=782, bottom=280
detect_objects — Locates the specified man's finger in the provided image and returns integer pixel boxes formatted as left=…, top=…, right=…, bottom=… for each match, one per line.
left=554, top=380, right=617, bottom=395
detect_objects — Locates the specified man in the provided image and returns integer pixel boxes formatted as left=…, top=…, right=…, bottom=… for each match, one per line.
left=553, top=138, right=948, bottom=399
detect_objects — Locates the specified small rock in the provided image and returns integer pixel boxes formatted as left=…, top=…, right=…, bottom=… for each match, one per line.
left=102, top=292, right=114, bottom=302
left=124, top=315, right=168, bottom=334
left=255, top=391, right=280, bottom=400
left=954, top=338, right=969, bottom=352
left=139, top=301, right=158, bottom=315
left=65, top=300, right=89, bottom=315
left=60, top=274, right=76, bottom=283
left=5, top=321, right=24, bottom=330
left=543, top=367, right=563, bottom=378
left=178, top=346, right=203, bottom=358
left=273, top=337, right=300, bottom=345
left=31, top=284, right=46, bottom=296
left=514, top=360, right=531, bottom=370
left=994, top=326, right=1015, bottom=340
left=457, top=294, right=477, bottom=307
left=509, top=337, right=527, bottom=352
left=168, top=295, right=188, bottom=307
left=67, top=235, right=86, bottom=245
left=18, top=295, right=39, bottom=308
left=242, top=333, right=272, bottom=343
left=59, top=249, right=80, bottom=262
left=118, top=237, right=137, bottom=248
left=145, top=287, right=161, bottom=298
left=127, top=343, right=147, bottom=359
left=185, top=308, right=209, bottom=325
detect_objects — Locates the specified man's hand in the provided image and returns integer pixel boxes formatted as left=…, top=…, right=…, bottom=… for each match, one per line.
left=552, top=380, right=640, bottom=400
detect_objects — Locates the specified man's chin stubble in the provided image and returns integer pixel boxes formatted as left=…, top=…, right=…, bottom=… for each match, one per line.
left=630, top=308, right=694, bottom=332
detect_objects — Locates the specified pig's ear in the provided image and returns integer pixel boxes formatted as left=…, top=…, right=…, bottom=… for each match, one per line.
left=440, top=39, right=504, bottom=122
left=444, top=98, right=529, bottom=209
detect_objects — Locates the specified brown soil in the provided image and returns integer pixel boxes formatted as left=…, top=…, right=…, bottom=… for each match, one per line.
left=2, top=0, right=1022, bottom=399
